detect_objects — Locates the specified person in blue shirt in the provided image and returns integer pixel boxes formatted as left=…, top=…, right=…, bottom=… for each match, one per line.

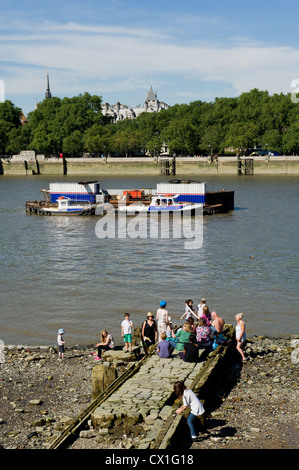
left=156, top=332, right=172, bottom=358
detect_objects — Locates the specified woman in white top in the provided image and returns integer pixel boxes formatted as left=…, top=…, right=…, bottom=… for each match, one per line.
left=174, top=381, right=205, bottom=440
left=235, top=313, right=247, bottom=361
left=156, top=300, right=169, bottom=341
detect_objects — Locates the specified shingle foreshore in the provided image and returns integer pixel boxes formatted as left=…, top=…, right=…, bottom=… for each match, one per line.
left=0, top=336, right=298, bottom=450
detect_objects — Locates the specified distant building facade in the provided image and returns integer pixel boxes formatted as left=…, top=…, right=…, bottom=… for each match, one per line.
left=38, top=75, right=168, bottom=123
left=102, top=86, right=168, bottom=122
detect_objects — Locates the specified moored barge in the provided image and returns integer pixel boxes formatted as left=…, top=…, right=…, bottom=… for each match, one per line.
left=25, top=179, right=234, bottom=216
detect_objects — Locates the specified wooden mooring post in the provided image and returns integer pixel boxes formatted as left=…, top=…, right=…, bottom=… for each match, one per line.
left=160, top=158, right=176, bottom=176
left=238, top=157, right=254, bottom=175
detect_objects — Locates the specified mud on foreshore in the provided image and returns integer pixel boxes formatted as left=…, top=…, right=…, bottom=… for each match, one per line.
left=0, top=336, right=298, bottom=450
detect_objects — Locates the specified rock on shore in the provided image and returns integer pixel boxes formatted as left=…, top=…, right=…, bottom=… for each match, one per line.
left=190, top=335, right=299, bottom=450
left=0, top=344, right=128, bottom=449
left=0, top=336, right=298, bottom=450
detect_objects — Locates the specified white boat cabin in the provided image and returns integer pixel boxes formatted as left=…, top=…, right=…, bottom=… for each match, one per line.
left=56, top=196, right=92, bottom=211
left=57, top=197, right=78, bottom=208
left=150, top=195, right=181, bottom=206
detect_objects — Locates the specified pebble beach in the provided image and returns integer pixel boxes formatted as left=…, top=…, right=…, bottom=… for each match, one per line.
left=0, top=336, right=298, bottom=450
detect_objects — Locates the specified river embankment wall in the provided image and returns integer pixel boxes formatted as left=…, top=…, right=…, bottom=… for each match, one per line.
left=1, top=155, right=299, bottom=176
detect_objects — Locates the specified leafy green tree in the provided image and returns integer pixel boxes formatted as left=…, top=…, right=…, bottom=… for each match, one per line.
left=83, top=124, right=115, bottom=156
left=260, top=129, right=282, bottom=153
left=26, top=93, right=103, bottom=155
left=200, top=124, right=226, bottom=155
left=225, top=122, right=259, bottom=151
left=0, top=100, right=22, bottom=153
left=2, top=88, right=299, bottom=157
left=146, top=134, right=163, bottom=156
left=111, top=128, right=144, bottom=157
left=26, top=97, right=62, bottom=154
left=6, top=125, right=31, bottom=155
left=282, top=119, right=299, bottom=154
left=161, top=117, right=198, bottom=155
left=62, top=130, right=83, bottom=156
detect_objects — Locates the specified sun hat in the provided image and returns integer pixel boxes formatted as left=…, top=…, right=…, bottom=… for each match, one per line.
left=147, top=312, right=154, bottom=317
left=58, top=328, right=64, bottom=334
left=160, top=300, right=167, bottom=307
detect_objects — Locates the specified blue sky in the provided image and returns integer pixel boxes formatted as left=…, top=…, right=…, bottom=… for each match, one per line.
left=1, top=0, right=298, bottom=116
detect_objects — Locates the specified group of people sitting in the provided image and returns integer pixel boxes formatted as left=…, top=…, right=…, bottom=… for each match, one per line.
left=94, top=298, right=246, bottom=363
left=155, top=298, right=227, bottom=362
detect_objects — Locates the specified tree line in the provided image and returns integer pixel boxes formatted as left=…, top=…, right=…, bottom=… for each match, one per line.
left=1, top=89, right=299, bottom=157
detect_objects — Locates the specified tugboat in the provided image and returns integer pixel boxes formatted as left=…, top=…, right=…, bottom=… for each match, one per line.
left=26, top=196, right=96, bottom=216
left=117, top=194, right=203, bottom=215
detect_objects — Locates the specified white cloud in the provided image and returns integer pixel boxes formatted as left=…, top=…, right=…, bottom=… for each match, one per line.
left=1, top=18, right=299, bottom=102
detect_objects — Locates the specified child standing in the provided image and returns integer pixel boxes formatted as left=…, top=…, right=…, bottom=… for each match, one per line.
left=121, top=313, right=133, bottom=353
left=57, top=328, right=65, bottom=359
left=156, top=300, right=169, bottom=341
left=181, top=299, right=197, bottom=321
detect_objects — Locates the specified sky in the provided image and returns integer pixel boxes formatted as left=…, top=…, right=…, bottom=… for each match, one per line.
left=1, top=0, right=299, bottom=116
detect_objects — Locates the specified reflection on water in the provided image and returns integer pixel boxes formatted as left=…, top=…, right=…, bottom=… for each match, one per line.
left=0, top=174, right=298, bottom=345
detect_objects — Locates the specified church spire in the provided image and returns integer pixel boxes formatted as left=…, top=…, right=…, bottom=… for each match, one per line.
left=45, top=71, right=52, bottom=99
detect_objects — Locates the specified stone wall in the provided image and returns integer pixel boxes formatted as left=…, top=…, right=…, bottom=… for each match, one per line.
left=1, top=155, right=299, bottom=176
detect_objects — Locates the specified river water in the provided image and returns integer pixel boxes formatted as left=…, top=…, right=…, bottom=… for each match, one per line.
left=0, top=174, right=298, bottom=346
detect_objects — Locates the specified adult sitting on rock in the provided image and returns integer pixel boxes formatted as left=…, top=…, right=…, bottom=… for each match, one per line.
left=186, top=317, right=196, bottom=334
left=169, top=322, right=191, bottom=355
left=200, top=305, right=211, bottom=326
left=195, top=318, right=212, bottom=349
left=211, top=311, right=227, bottom=343
left=183, top=334, right=199, bottom=363
left=211, top=311, right=224, bottom=334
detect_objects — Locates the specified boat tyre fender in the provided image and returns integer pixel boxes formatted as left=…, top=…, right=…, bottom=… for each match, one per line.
left=29, top=207, right=33, bottom=213
left=38, top=209, right=44, bottom=215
